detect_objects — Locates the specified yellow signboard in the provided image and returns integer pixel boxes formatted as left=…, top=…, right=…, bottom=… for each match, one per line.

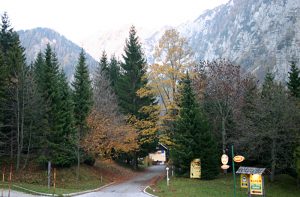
left=240, top=174, right=248, bottom=188
left=190, top=159, right=201, bottom=178
left=250, top=174, right=263, bottom=195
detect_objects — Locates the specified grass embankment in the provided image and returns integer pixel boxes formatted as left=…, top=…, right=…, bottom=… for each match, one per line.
left=0, top=159, right=138, bottom=195
left=148, top=174, right=300, bottom=197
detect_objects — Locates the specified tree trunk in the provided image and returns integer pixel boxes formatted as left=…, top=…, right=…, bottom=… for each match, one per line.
left=134, top=152, right=138, bottom=170
left=270, top=138, right=276, bottom=182
left=16, top=85, right=21, bottom=171
left=23, top=122, right=32, bottom=170
left=76, top=126, right=82, bottom=181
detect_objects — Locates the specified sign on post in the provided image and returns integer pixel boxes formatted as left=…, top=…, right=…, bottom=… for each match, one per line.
left=240, top=174, right=248, bottom=188
left=233, top=155, right=245, bottom=163
left=190, top=159, right=201, bottom=178
left=250, top=174, right=263, bottom=195
left=221, top=154, right=229, bottom=165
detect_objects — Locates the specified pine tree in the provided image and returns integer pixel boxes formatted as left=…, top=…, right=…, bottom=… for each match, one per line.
left=116, top=26, right=158, bottom=167
left=117, top=26, right=151, bottom=116
left=99, top=50, right=109, bottom=77
left=108, top=54, right=120, bottom=90
left=34, top=44, right=75, bottom=167
left=72, top=49, right=92, bottom=179
left=0, top=13, right=29, bottom=169
left=287, top=61, right=300, bottom=98
left=172, top=73, right=218, bottom=179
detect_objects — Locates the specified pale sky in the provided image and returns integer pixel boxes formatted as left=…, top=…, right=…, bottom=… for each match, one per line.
left=0, top=0, right=229, bottom=44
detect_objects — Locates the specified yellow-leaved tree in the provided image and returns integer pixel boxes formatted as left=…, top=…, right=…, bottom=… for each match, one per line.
left=82, top=64, right=138, bottom=158
left=146, top=28, right=195, bottom=145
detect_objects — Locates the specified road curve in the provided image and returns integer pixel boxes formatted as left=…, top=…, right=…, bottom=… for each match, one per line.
left=76, top=165, right=165, bottom=197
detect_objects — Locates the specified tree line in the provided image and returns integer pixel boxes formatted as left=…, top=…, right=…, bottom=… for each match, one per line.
left=0, top=13, right=299, bottom=185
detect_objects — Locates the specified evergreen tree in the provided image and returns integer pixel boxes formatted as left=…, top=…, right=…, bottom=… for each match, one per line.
left=99, top=50, right=109, bottom=77
left=116, top=26, right=158, bottom=167
left=117, top=26, right=151, bottom=117
left=35, top=44, right=75, bottom=167
left=172, top=73, right=218, bottom=179
left=259, top=72, right=298, bottom=181
left=0, top=13, right=29, bottom=168
left=287, top=61, right=300, bottom=98
left=72, top=49, right=92, bottom=135
left=72, top=49, right=92, bottom=178
left=108, top=54, right=120, bottom=89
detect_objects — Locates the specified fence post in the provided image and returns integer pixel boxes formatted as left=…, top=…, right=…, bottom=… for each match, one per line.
left=48, top=161, right=51, bottom=189
left=53, top=168, right=56, bottom=195
left=2, top=166, right=5, bottom=197
left=8, top=164, right=12, bottom=197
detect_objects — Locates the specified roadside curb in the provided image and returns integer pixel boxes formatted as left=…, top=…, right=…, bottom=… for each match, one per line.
left=67, top=181, right=115, bottom=196
left=143, top=186, right=158, bottom=197
left=12, top=184, right=57, bottom=196
left=11, top=181, right=115, bottom=196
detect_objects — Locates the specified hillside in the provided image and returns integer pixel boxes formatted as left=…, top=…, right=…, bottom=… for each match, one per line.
left=18, top=27, right=98, bottom=81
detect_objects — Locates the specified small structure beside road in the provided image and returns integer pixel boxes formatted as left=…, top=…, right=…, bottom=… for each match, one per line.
left=149, top=143, right=168, bottom=165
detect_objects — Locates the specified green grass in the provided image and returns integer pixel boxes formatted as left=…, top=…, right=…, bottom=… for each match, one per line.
left=149, top=174, right=300, bottom=197
left=1, top=164, right=108, bottom=195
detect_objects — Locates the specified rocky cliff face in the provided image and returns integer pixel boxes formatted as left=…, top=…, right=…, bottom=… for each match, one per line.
left=175, top=0, right=300, bottom=81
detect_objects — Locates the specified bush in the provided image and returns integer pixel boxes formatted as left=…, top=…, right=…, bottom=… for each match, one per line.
left=83, top=154, right=96, bottom=166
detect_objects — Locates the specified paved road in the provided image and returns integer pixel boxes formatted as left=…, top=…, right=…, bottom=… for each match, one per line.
left=76, top=165, right=165, bottom=197
left=1, top=190, right=38, bottom=197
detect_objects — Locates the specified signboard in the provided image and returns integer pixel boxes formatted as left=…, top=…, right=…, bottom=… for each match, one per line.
left=221, top=164, right=230, bottom=170
left=233, top=155, right=245, bottom=163
left=240, top=174, right=248, bottom=188
left=250, top=174, right=263, bottom=195
left=221, top=154, right=229, bottom=165
left=190, top=159, right=201, bottom=178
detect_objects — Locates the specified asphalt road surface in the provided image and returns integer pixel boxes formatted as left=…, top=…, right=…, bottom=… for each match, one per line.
left=76, top=165, right=165, bottom=197
left=1, top=190, right=38, bottom=197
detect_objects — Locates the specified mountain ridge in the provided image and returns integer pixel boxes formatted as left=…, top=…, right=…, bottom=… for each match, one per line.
left=18, top=27, right=98, bottom=81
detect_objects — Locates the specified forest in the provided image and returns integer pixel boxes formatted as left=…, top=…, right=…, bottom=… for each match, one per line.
left=0, top=12, right=299, bottom=186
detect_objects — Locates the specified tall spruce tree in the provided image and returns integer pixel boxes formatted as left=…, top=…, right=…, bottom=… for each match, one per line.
left=172, top=73, right=218, bottom=179
left=109, top=54, right=120, bottom=90
left=117, top=26, right=151, bottom=116
left=34, top=44, right=75, bottom=167
left=99, top=50, right=109, bottom=77
left=72, top=49, right=92, bottom=179
left=287, top=61, right=300, bottom=98
left=0, top=13, right=29, bottom=169
left=116, top=26, right=158, bottom=167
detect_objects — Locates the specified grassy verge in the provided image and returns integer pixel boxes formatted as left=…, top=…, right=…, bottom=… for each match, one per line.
left=1, top=165, right=107, bottom=195
left=0, top=159, right=141, bottom=196
left=148, top=174, right=300, bottom=197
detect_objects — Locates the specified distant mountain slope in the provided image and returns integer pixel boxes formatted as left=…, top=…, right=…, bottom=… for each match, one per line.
left=82, top=25, right=157, bottom=61
left=18, top=27, right=98, bottom=81
left=175, top=0, right=300, bottom=81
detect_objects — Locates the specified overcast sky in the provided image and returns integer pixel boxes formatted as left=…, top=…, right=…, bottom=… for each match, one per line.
left=0, top=0, right=229, bottom=44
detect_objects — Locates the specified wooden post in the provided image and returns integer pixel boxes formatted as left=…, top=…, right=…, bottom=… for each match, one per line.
left=231, top=145, right=236, bottom=197
left=48, top=161, right=51, bottom=189
left=53, top=168, right=56, bottom=195
left=248, top=175, right=251, bottom=197
left=8, top=164, right=12, bottom=197
left=2, top=166, right=5, bottom=197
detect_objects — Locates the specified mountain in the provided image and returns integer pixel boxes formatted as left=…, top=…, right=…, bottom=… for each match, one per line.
left=18, top=27, right=98, bottom=81
left=82, top=25, right=156, bottom=61
left=175, top=0, right=300, bottom=81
